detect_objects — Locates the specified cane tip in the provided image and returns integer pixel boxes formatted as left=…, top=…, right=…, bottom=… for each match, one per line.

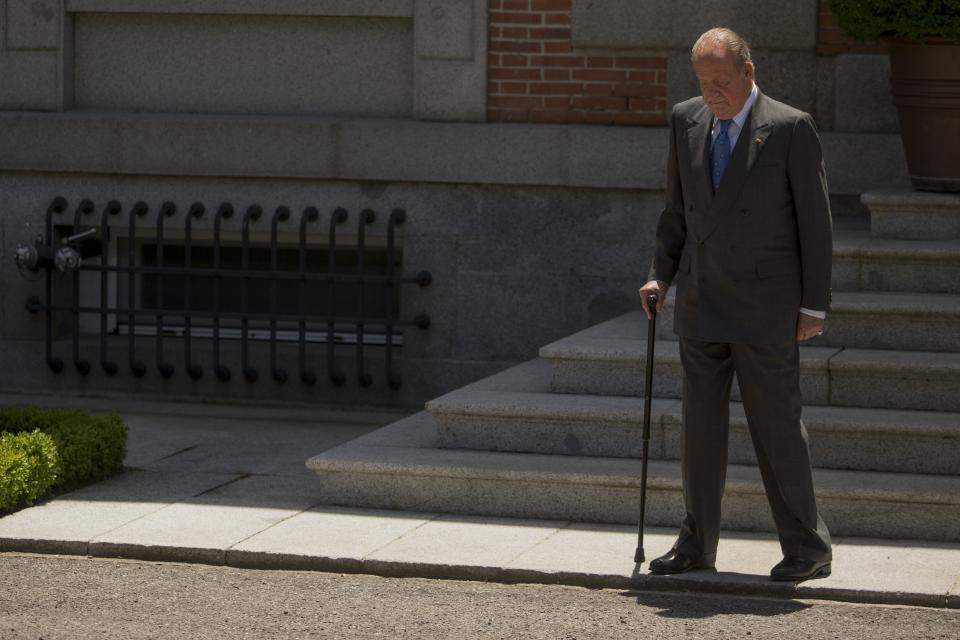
left=634, top=547, right=645, bottom=563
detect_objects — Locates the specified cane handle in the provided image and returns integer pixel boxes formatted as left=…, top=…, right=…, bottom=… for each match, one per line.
left=646, top=293, right=659, bottom=313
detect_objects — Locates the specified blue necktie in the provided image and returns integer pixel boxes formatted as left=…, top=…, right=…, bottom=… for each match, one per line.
left=711, top=119, right=732, bottom=192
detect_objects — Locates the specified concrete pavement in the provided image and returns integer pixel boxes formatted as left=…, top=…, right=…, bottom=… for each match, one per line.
left=0, top=393, right=958, bottom=609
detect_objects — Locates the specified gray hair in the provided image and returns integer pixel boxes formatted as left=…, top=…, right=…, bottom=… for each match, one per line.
left=691, top=27, right=753, bottom=68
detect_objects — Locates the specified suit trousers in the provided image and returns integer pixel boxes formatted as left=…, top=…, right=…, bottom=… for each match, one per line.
left=674, top=337, right=832, bottom=563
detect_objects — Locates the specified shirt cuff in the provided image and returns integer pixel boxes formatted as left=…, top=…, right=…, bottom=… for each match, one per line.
left=800, top=307, right=826, bottom=320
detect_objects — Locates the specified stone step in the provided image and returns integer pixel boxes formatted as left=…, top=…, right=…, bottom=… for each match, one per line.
left=862, top=189, right=960, bottom=241
left=832, top=231, right=960, bottom=295
left=657, top=290, right=960, bottom=353
left=426, top=359, right=960, bottom=475
left=540, top=312, right=960, bottom=412
left=306, top=411, right=960, bottom=543
left=827, top=348, right=960, bottom=412
left=652, top=291, right=960, bottom=352
left=810, top=291, right=960, bottom=352
left=539, top=314, right=834, bottom=402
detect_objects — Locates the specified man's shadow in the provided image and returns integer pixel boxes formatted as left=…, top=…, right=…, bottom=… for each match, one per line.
left=621, top=566, right=812, bottom=619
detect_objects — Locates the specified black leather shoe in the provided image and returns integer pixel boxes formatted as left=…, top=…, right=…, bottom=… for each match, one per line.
left=648, top=549, right=715, bottom=575
left=770, top=556, right=832, bottom=582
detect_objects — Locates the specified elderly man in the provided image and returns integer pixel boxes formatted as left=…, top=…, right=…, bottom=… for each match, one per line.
left=638, top=27, right=833, bottom=582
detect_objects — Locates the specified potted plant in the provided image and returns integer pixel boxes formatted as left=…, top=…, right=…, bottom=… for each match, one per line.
left=829, top=0, right=960, bottom=192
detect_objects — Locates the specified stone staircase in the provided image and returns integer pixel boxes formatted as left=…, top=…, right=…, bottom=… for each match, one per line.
left=308, top=189, right=960, bottom=543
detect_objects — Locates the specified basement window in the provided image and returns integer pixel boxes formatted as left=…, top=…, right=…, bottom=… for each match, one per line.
left=103, top=237, right=402, bottom=345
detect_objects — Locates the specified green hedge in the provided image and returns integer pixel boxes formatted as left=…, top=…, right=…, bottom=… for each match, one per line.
left=829, top=0, right=960, bottom=41
left=0, top=431, right=59, bottom=510
left=0, top=407, right=127, bottom=513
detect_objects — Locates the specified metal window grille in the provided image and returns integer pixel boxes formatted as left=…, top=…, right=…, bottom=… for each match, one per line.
left=20, top=198, right=432, bottom=389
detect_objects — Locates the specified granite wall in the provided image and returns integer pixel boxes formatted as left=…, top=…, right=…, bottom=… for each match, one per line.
left=0, top=0, right=908, bottom=407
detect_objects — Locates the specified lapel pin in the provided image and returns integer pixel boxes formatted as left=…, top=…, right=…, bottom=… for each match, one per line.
left=755, top=137, right=764, bottom=145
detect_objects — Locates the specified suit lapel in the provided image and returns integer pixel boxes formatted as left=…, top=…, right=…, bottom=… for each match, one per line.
left=685, top=107, right=714, bottom=212
left=745, top=94, right=772, bottom=172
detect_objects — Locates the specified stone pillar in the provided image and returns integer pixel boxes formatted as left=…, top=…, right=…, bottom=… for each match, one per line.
left=413, top=0, right=487, bottom=121
left=0, top=0, right=71, bottom=110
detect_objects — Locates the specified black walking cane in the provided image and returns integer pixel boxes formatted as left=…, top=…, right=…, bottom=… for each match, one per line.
left=634, top=292, right=659, bottom=564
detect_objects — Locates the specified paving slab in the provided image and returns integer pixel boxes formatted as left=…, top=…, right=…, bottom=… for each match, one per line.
left=0, top=391, right=391, bottom=475
left=228, top=506, right=435, bottom=572
left=0, top=391, right=406, bottom=425
left=122, top=413, right=208, bottom=468
left=90, top=474, right=320, bottom=564
left=504, top=522, right=670, bottom=584
left=364, top=514, right=564, bottom=580
left=139, top=418, right=378, bottom=477
left=0, top=469, right=239, bottom=555
left=950, top=575, right=960, bottom=607
left=819, top=537, right=960, bottom=605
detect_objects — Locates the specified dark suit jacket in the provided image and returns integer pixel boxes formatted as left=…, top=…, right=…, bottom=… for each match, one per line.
left=651, top=91, right=833, bottom=344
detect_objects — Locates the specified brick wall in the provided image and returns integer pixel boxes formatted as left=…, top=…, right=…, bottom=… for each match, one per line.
left=487, top=0, right=667, bottom=125
left=816, top=0, right=888, bottom=55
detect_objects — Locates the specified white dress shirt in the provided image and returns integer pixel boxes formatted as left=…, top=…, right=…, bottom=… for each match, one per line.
left=710, top=82, right=758, bottom=150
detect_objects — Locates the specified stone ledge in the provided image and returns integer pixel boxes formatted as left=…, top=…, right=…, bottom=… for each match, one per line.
left=65, top=0, right=415, bottom=17
left=0, top=111, right=906, bottom=193
left=0, top=111, right=666, bottom=190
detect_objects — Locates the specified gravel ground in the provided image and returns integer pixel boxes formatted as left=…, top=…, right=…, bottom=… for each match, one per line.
left=0, top=554, right=957, bottom=640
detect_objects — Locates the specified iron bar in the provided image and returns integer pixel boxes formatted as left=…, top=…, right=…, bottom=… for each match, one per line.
left=327, top=207, right=348, bottom=386
left=70, top=264, right=425, bottom=283
left=298, top=206, right=319, bottom=385
left=212, top=203, right=234, bottom=382
left=155, top=202, right=176, bottom=379
left=99, top=200, right=122, bottom=375
left=241, top=204, right=262, bottom=382
left=72, top=199, right=95, bottom=375
left=184, top=203, right=205, bottom=380
left=44, top=197, right=66, bottom=373
left=127, top=202, right=149, bottom=377
left=356, top=209, right=376, bottom=388
left=270, top=206, right=291, bottom=383
left=27, top=304, right=426, bottom=327
left=385, top=209, right=405, bottom=390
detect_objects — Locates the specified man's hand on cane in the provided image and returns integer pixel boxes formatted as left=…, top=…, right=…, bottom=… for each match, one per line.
left=639, top=280, right=669, bottom=320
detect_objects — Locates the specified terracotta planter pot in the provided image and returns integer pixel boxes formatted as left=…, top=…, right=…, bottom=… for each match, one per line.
left=889, top=38, right=960, bottom=192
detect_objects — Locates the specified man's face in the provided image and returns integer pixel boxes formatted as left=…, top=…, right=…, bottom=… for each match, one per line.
left=693, top=45, right=754, bottom=120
